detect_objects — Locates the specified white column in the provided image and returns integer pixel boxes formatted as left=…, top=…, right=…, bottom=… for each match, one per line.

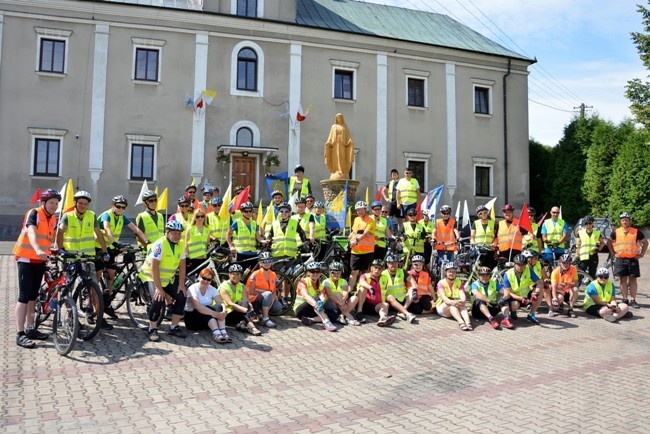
left=0, top=14, right=4, bottom=74
left=288, top=42, right=302, bottom=170
left=191, top=32, right=209, bottom=185
left=376, top=53, right=388, bottom=184
left=89, top=23, right=109, bottom=187
left=445, top=63, right=457, bottom=202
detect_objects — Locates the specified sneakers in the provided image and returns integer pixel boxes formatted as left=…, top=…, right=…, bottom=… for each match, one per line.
left=384, top=315, right=396, bottom=326
left=261, top=318, right=276, bottom=328
left=168, top=326, right=187, bottom=338
left=396, top=312, right=407, bottom=321
left=322, top=321, right=337, bottom=332
left=25, top=328, right=50, bottom=340
left=567, top=309, right=577, bottom=318
left=336, top=314, right=348, bottom=325
left=356, top=311, right=367, bottom=324
left=548, top=310, right=558, bottom=317
left=100, top=318, right=114, bottom=331
left=406, top=313, right=417, bottom=324
left=104, top=306, right=118, bottom=320
left=604, top=315, right=617, bottom=323
left=378, top=315, right=396, bottom=327
left=527, top=312, right=540, bottom=325
left=301, top=317, right=314, bottom=326
left=148, top=329, right=161, bottom=342
left=630, top=299, right=641, bottom=309
left=16, top=334, right=35, bottom=348
left=488, top=317, right=500, bottom=329
left=500, top=317, right=514, bottom=329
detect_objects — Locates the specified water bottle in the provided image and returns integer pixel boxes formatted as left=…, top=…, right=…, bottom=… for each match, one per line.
left=315, top=300, right=324, bottom=312
left=113, top=273, right=124, bottom=289
left=49, top=292, right=58, bottom=312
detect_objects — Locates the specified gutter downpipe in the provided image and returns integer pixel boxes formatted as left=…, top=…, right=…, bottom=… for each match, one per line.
left=503, top=58, right=512, bottom=203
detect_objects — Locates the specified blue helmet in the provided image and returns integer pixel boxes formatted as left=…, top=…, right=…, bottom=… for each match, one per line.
left=165, top=220, right=184, bottom=232
left=371, top=201, right=382, bottom=209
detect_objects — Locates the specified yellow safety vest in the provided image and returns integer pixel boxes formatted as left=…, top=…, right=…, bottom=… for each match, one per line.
left=95, top=210, right=123, bottom=248
left=380, top=269, right=406, bottom=302
left=373, top=216, right=389, bottom=248
left=136, top=210, right=164, bottom=248
left=139, top=237, right=184, bottom=287
left=272, top=219, right=298, bottom=258
left=471, top=279, right=498, bottom=303
left=403, top=222, right=425, bottom=254
left=186, top=225, right=210, bottom=259
left=173, top=212, right=192, bottom=235
left=505, top=266, right=534, bottom=297
left=436, top=278, right=463, bottom=307
left=292, top=212, right=312, bottom=245
left=219, top=280, right=245, bottom=313
left=313, top=214, right=326, bottom=241
left=62, top=210, right=97, bottom=257
left=474, top=219, right=495, bottom=244
left=232, top=219, right=258, bottom=255
left=294, top=278, right=323, bottom=312
left=289, top=176, right=311, bottom=196
left=398, top=178, right=418, bottom=205
left=207, top=212, right=229, bottom=245
left=324, top=277, right=347, bottom=295
left=578, top=229, right=601, bottom=261
left=543, top=219, right=566, bottom=247
left=583, top=280, right=613, bottom=310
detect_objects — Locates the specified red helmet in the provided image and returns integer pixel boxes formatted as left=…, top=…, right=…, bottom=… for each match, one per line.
left=502, top=204, right=514, bottom=211
left=41, top=188, right=62, bottom=202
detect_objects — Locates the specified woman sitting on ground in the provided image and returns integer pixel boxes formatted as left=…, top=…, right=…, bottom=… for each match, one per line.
left=219, top=264, right=262, bottom=336
left=184, top=268, right=230, bottom=343
left=436, top=263, right=472, bottom=331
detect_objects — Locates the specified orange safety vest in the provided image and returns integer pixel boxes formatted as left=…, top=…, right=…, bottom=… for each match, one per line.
left=409, top=270, right=432, bottom=297
left=13, top=208, right=57, bottom=262
left=350, top=215, right=376, bottom=255
left=497, top=218, right=523, bottom=252
left=246, top=269, right=276, bottom=302
left=613, top=227, right=640, bottom=259
left=435, top=218, right=457, bottom=251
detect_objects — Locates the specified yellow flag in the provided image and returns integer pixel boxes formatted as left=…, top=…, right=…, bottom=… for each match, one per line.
left=264, top=203, right=274, bottom=225
left=256, top=200, right=264, bottom=226
left=190, top=177, right=196, bottom=186
left=57, top=179, right=75, bottom=213
left=155, top=186, right=159, bottom=195
left=365, top=187, right=369, bottom=205
left=157, top=188, right=168, bottom=211
left=345, top=206, right=351, bottom=229
left=218, top=184, right=232, bottom=220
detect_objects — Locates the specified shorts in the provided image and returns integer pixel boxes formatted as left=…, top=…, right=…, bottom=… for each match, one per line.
left=350, top=253, right=373, bottom=271
left=361, top=301, right=382, bottom=316
left=389, top=202, right=400, bottom=218
left=407, top=295, right=432, bottom=314
left=471, top=301, right=500, bottom=319
left=614, top=258, right=641, bottom=278
left=184, top=305, right=223, bottom=330
left=585, top=304, right=604, bottom=317
left=95, top=248, right=118, bottom=272
left=17, top=261, right=46, bottom=303
left=397, top=202, right=416, bottom=219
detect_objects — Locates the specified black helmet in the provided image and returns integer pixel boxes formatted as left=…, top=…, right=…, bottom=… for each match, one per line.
left=295, top=197, right=307, bottom=205
left=177, top=195, right=191, bottom=205
left=294, top=164, right=305, bottom=173
left=371, top=259, right=385, bottom=268
left=583, top=215, right=595, bottom=224
left=112, top=195, right=128, bottom=205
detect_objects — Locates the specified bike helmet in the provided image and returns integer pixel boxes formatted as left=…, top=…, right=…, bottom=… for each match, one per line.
left=406, top=208, right=417, bottom=216
left=412, top=255, right=425, bottom=263
left=112, top=195, right=128, bottom=205
left=371, top=259, right=385, bottom=268
left=177, top=195, right=191, bottom=205
left=512, top=254, right=527, bottom=265
left=295, top=197, right=307, bottom=205
left=440, top=205, right=452, bottom=214
left=385, top=254, right=399, bottom=263
left=259, top=252, right=273, bottom=263
left=521, top=250, right=534, bottom=260
left=202, top=186, right=214, bottom=194
left=185, top=184, right=197, bottom=193
left=278, top=202, right=291, bottom=211
left=141, top=190, right=156, bottom=201
left=210, top=196, right=223, bottom=205
left=355, top=201, right=367, bottom=210
left=306, top=262, right=321, bottom=272
left=444, top=262, right=457, bottom=270
left=329, top=261, right=344, bottom=272
left=74, top=190, right=92, bottom=202
left=271, top=190, right=284, bottom=198
left=294, top=164, right=305, bottom=173
left=478, top=266, right=491, bottom=276
left=476, top=205, right=488, bottom=214
left=371, top=201, right=382, bottom=210
left=502, top=204, right=514, bottom=212
left=619, top=212, right=632, bottom=219
left=314, top=201, right=325, bottom=208
left=559, top=253, right=572, bottom=263
left=596, top=267, right=610, bottom=278
left=165, top=220, right=184, bottom=232
left=528, top=207, right=536, bottom=215
left=228, top=264, right=243, bottom=273
left=240, top=202, right=254, bottom=211
left=234, top=185, right=245, bottom=194
left=41, top=188, right=62, bottom=202
left=583, top=215, right=595, bottom=224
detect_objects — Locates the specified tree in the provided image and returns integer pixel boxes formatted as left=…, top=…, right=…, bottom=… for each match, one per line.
left=529, top=138, right=554, bottom=213
left=626, top=2, right=650, bottom=128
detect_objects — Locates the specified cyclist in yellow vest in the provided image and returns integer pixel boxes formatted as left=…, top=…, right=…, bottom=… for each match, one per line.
left=403, top=208, right=427, bottom=259
left=57, top=191, right=112, bottom=330
left=296, top=262, right=338, bottom=332
left=184, top=207, right=211, bottom=272
left=139, top=220, right=188, bottom=342
left=169, top=195, right=193, bottom=233
left=226, top=201, right=265, bottom=270
left=575, top=215, right=605, bottom=278
left=541, top=206, right=569, bottom=261
left=322, top=261, right=360, bottom=326
left=435, top=263, right=472, bottom=330
left=312, top=201, right=328, bottom=259
left=292, top=197, right=315, bottom=244
left=419, top=212, right=434, bottom=267
left=395, top=167, right=421, bottom=231
left=607, top=212, right=647, bottom=309
left=348, top=201, right=376, bottom=291
left=502, top=254, right=543, bottom=326
left=206, top=196, right=229, bottom=245
left=268, top=202, right=306, bottom=260
left=470, top=205, right=497, bottom=269
left=219, top=263, right=262, bottom=336
left=371, top=201, right=393, bottom=261
left=135, top=189, right=164, bottom=251
left=356, top=259, right=396, bottom=326
left=289, top=164, right=312, bottom=197
left=380, top=255, right=416, bottom=323
left=382, top=168, right=400, bottom=229
left=584, top=268, right=632, bottom=322
left=470, top=266, right=510, bottom=329
left=522, top=250, right=551, bottom=315
left=13, top=188, right=60, bottom=348
left=522, top=206, right=543, bottom=254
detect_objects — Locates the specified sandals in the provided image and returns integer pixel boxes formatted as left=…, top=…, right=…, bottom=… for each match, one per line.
left=16, top=334, right=35, bottom=349
left=215, top=329, right=232, bottom=343
left=236, top=321, right=261, bottom=336
left=459, top=323, right=473, bottom=331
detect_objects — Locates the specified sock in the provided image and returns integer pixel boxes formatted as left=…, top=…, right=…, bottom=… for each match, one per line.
left=262, top=317, right=270, bottom=321
left=212, top=329, right=220, bottom=336
left=17, top=331, right=25, bottom=336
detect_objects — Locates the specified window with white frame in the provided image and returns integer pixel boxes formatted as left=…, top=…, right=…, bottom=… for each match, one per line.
left=229, top=121, right=261, bottom=147
left=236, top=127, right=253, bottom=146
left=472, top=79, right=494, bottom=115
left=404, top=69, right=429, bottom=108
left=132, top=38, right=165, bottom=83
left=29, top=127, right=67, bottom=177
left=331, top=60, right=359, bottom=101
left=230, top=41, right=265, bottom=97
left=127, top=134, right=160, bottom=181
left=404, top=152, right=431, bottom=191
left=236, top=0, right=258, bottom=17
left=35, top=27, right=71, bottom=75
left=473, top=157, right=495, bottom=197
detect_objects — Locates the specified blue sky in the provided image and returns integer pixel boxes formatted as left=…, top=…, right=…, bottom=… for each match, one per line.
left=366, top=0, right=647, bottom=146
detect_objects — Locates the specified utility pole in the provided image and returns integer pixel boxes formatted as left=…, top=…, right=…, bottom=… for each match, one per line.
left=574, top=103, right=593, bottom=119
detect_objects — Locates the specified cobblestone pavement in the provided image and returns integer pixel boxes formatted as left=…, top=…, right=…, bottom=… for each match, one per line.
left=1, top=244, right=649, bottom=434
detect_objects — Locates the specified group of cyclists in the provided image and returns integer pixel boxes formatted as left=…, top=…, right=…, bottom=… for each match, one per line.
left=12, top=167, right=648, bottom=348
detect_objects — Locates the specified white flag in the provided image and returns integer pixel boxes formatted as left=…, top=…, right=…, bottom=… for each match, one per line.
left=135, top=180, right=149, bottom=205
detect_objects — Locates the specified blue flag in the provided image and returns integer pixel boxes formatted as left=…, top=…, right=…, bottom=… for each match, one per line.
left=326, top=183, right=348, bottom=229
left=265, top=172, right=288, bottom=200
left=425, top=185, right=444, bottom=217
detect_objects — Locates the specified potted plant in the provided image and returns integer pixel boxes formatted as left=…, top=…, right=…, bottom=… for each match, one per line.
left=217, top=152, right=230, bottom=163
left=265, top=154, right=280, bottom=167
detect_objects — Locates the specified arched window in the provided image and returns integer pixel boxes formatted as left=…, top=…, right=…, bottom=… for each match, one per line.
left=236, top=127, right=253, bottom=147
left=237, top=48, right=257, bottom=91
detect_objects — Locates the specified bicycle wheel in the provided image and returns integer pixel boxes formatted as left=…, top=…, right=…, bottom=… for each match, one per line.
left=74, top=280, right=104, bottom=341
left=52, top=296, right=79, bottom=356
left=126, top=280, right=155, bottom=330
left=35, top=282, right=52, bottom=328
left=576, top=270, right=593, bottom=291
left=112, top=268, right=136, bottom=310
left=274, top=271, right=296, bottom=316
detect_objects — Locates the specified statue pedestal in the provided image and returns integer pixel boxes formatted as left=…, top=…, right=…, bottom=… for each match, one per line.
left=321, top=179, right=359, bottom=204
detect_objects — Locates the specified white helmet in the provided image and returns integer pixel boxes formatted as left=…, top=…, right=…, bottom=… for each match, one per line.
left=355, top=201, right=367, bottom=210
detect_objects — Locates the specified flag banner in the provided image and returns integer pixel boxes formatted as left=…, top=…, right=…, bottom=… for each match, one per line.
left=519, top=203, right=533, bottom=234
left=288, top=191, right=299, bottom=214
left=135, top=180, right=149, bottom=205
left=296, top=103, right=312, bottom=122
left=462, top=200, right=470, bottom=228
left=56, top=179, right=75, bottom=214
left=265, top=172, right=288, bottom=200
left=375, top=187, right=384, bottom=203
left=157, top=188, right=168, bottom=211
left=231, top=186, right=251, bottom=212
left=218, top=184, right=232, bottom=220
left=425, top=185, right=444, bottom=217
left=365, top=187, right=369, bottom=205
left=256, top=200, right=264, bottom=226
left=326, top=185, right=348, bottom=229
left=485, top=197, right=498, bottom=220
left=30, top=188, right=41, bottom=204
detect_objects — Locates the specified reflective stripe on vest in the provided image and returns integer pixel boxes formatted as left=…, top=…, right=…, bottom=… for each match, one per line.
left=398, top=178, right=418, bottom=205
left=207, top=212, right=229, bottom=244
left=373, top=217, right=389, bottom=248
left=137, top=211, right=164, bottom=247
left=578, top=229, right=600, bottom=260
left=583, top=281, right=613, bottom=310
left=186, top=226, right=210, bottom=259
left=613, top=227, right=640, bottom=259
left=313, top=214, right=326, bottom=241
left=351, top=216, right=375, bottom=254
left=96, top=210, right=124, bottom=248
left=474, top=220, right=495, bottom=244
left=289, top=177, right=310, bottom=196
left=498, top=219, right=523, bottom=252
left=62, top=211, right=96, bottom=257
left=139, top=237, right=183, bottom=287
left=233, top=219, right=258, bottom=254
left=404, top=222, right=425, bottom=253
left=13, top=208, right=56, bottom=261
left=380, top=269, right=406, bottom=302
left=506, top=266, right=533, bottom=296
left=272, top=219, right=298, bottom=258
left=543, top=219, right=565, bottom=246
left=410, top=270, right=432, bottom=297
left=435, top=219, right=457, bottom=251
left=219, top=280, right=245, bottom=313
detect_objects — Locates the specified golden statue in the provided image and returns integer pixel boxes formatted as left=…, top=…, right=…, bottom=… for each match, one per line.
left=324, top=113, right=355, bottom=180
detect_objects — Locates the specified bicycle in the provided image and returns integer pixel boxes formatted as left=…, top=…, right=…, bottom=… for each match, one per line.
left=34, top=254, right=81, bottom=355
left=101, top=244, right=145, bottom=311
